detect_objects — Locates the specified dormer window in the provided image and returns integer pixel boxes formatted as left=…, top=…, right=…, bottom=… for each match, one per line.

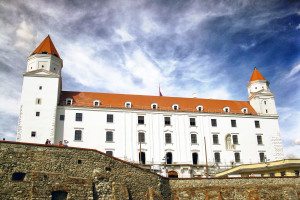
left=241, top=108, right=248, bottom=114
left=93, top=100, right=100, bottom=107
left=125, top=102, right=132, bottom=108
left=223, top=107, right=230, bottom=113
left=196, top=105, right=203, bottom=112
left=172, top=104, right=179, bottom=110
left=66, top=98, right=73, bottom=106
left=151, top=103, right=158, bottom=110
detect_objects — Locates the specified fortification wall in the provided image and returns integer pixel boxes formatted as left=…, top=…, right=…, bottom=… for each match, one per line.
left=0, top=141, right=299, bottom=200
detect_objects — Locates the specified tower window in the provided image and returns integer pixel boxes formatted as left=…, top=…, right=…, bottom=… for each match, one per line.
left=75, top=113, right=82, bottom=121
left=138, top=116, right=145, bottom=124
left=266, top=109, right=268, bottom=113
left=107, top=114, right=113, bottom=123
left=74, top=130, right=82, bottom=141
left=234, top=152, right=241, bottom=163
left=214, top=152, right=221, bottom=163
left=213, top=134, right=219, bottom=144
left=138, top=132, right=145, bottom=143
left=257, top=135, right=263, bottom=145
left=54, top=68, right=56, bottom=71
left=106, top=131, right=113, bottom=142
left=165, top=133, right=172, bottom=144
left=190, top=118, right=196, bottom=126
left=31, top=131, right=36, bottom=137
left=36, top=98, right=42, bottom=105
left=264, top=101, right=267, bottom=105
left=231, top=120, right=237, bottom=127
left=41, top=65, right=44, bottom=68
left=60, top=115, right=65, bottom=121
left=211, top=119, right=217, bottom=127
left=191, top=134, right=197, bottom=144
left=39, top=86, right=42, bottom=90
left=232, top=135, right=239, bottom=144
left=164, top=117, right=171, bottom=125
left=255, top=120, right=260, bottom=128
left=36, top=112, right=40, bottom=117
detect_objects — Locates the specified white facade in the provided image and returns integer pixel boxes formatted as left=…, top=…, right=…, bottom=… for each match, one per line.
left=17, top=38, right=284, bottom=178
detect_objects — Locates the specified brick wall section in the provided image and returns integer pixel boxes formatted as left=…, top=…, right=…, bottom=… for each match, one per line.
left=0, top=141, right=299, bottom=200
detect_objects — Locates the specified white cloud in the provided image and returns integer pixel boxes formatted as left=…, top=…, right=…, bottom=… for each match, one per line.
left=296, top=24, right=300, bottom=30
left=14, top=21, right=36, bottom=51
left=286, top=63, right=300, bottom=79
left=115, top=28, right=135, bottom=42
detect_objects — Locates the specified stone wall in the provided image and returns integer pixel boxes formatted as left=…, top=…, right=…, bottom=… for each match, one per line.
left=0, top=141, right=299, bottom=200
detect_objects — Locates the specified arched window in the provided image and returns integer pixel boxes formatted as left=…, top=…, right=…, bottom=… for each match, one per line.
left=166, top=152, right=173, bottom=164
left=151, top=103, right=158, bottom=109
left=168, top=170, right=178, bottom=178
left=139, top=152, right=146, bottom=164
left=172, top=104, right=179, bottom=110
left=138, top=132, right=145, bottom=143
left=65, top=98, right=73, bottom=106
left=165, top=133, right=172, bottom=144
left=196, top=105, right=203, bottom=112
left=192, top=153, right=198, bottom=165
left=125, top=102, right=132, bottom=108
left=223, top=107, right=230, bottom=113
left=106, top=131, right=113, bottom=142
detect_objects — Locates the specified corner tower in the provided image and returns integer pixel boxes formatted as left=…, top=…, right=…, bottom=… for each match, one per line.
left=17, top=35, right=62, bottom=144
left=247, top=67, right=277, bottom=115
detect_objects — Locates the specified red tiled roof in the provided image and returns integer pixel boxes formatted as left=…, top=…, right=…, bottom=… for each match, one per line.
left=60, top=91, right=257, bottom=115
left=249, top=67, right=266, bottom=82
left=31, top=35, right=60, bottom=58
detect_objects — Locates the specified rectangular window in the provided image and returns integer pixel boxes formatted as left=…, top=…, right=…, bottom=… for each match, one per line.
left=255, top=120, right=260, bottom=128
left=31, top=131, right=36, bottom=137
left=75, top=113, right=82, bottom=121
left=107, top=114, right=113, bottom=123
left=60, top=115, right=65, bottom=121
left=280, top=171, right=285, bottom=177
left=36, top=98, right=41, bottom=105
left=211, top=119, right=217, bottom=127
left=165, top=133, right=172, bottom=144
left=106, top=131, right=113, bottom=142
left=214, top=152, right=221, bottom=163
left=231, top=120, right=237, bottom=127
left=269, top=172, right=275, bottom=177
left=232, top=135, right=239, bottom=144
left=74, top=130, right=82, bottom=141
left=191, top=134, right=197, bottom=144
left=36, top=112, right=40, bottom=117
left=39, top=86, right=42, bottom=90
left=106, top=151, right=113, bottom=156
left=234, top=152, right=241, bottom=163
left=138, top=132, right=145, bottom=143
left=164, top=117, right=171, bottom=125
left=259, top=152, right=265, bottom=162
left=213, top=134, right=219, bottom=144
left=295, top=170, right=299, bottom=177
left=190, top=118, right=196, bottom=126
left=138, top=116, right=144, bottom=124
left=257, top=135, right=263, bottom=145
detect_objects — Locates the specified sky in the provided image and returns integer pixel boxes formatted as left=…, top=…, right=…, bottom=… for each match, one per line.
left=0, top=0, right=299, bottom=157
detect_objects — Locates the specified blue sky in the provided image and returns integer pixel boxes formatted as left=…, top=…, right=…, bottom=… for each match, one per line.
left=0, top=0, right=299, bottom=157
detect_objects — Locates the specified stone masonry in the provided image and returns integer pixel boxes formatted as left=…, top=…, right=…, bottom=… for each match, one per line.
left=0, top=141, right=299, bottom=200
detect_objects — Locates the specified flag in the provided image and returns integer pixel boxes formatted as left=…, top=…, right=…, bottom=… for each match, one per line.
left=159, top=84, right=163, bottom=96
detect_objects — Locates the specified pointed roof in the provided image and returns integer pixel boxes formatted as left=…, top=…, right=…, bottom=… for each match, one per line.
left=249, top=67, right=266, bottom=82
left=31, top=35, right=60, bottom=58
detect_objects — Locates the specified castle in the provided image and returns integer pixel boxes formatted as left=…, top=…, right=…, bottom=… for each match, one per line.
left=17, top=35, right=284, bottom=178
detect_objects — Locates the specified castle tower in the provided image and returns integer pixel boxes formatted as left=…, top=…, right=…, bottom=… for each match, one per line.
left=16, top=35, right=62, bottom=144
left=247, top=67, right=277, bottom=115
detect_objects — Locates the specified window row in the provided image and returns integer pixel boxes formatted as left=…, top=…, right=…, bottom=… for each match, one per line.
left=64, top=98, right=249, bottom=113
left=214, top=152, right=266, bottom=163
left=211, top=119, right=261, bottom=128
left=212, top=134, right=263, bottom=146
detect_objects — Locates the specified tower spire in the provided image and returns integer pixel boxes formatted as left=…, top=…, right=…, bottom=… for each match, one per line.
left=249, top=67, right=266, bottom=82
left=31, top=35, right=60, bottom=58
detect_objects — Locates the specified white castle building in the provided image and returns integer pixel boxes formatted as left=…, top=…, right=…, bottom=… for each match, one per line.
left=17, top=36, right=284, bottom=178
